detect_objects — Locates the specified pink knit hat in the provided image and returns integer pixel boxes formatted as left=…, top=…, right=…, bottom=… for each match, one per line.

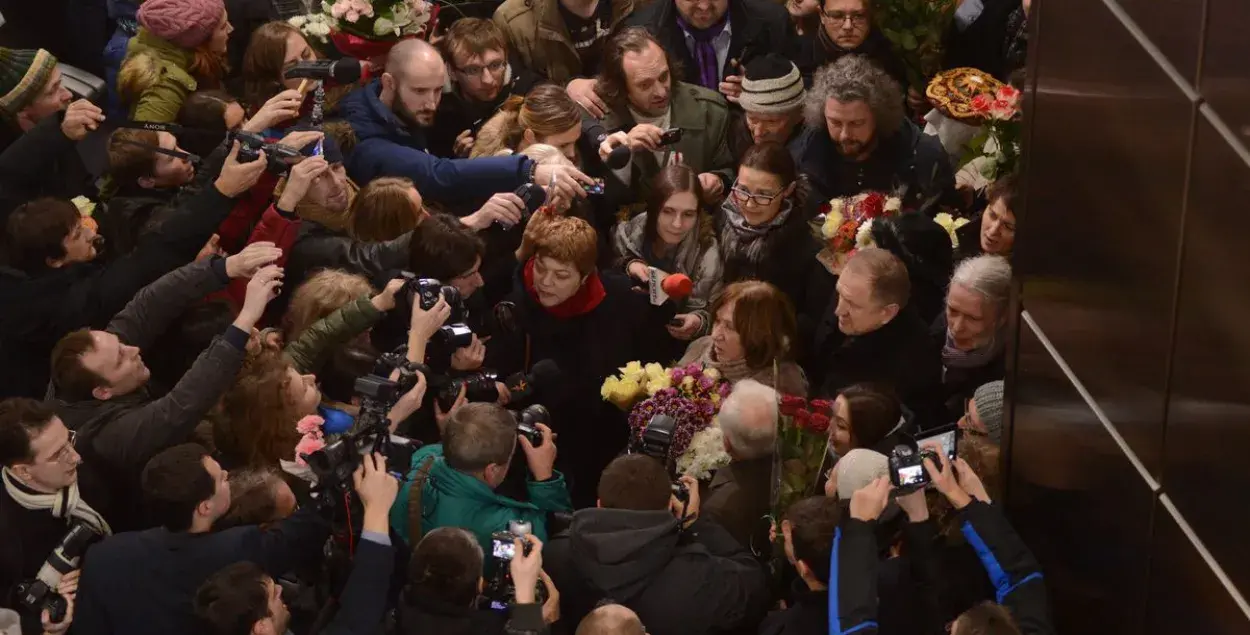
left=138, top=0, right=227, bottom=49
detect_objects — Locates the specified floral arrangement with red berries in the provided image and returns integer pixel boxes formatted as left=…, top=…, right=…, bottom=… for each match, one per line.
left=811, top=191, right=903, bottom=274
left=622, top=363, right=734, bottom=479
left=965, top=84, right=1022, bottom=181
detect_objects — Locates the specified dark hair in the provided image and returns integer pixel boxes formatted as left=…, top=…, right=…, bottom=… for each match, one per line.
left=216, top=467, right=285, bottom=530
left=443, top=403, right=516, bottom=472
left=985, top=172, right=1018, bottom=212
left=595, top=27, right=677, bottom=107
left=241, top=21, right=310, bottom=112
left=107, top=128, right=161, bottom=185
left=194, top=561, right=271, bottom=635
left=50, top=329, right=104, bottom=401
left=408, top=213, right=486, bottom=280
left=644, top=164, right=713, bottom=249
left=739, top=142, right=798, bottom=186
left=4, top=198, right=79, bottom=272
left=956, top=602, right=1022, bottom=635
left=141, top=443, right=215, bottom=531
left=785, top=496, right=841, bottom=583
left=711, top=280, right=799, bottom=368
left=406, top=527, right=484, bottom=607
left=597, top=454, right=671, bottom=511
left=0, top=398, right=57, bottom=466
left=178, top=89, right=238, bottom=157
left=838, top=384, right=901, bottom=451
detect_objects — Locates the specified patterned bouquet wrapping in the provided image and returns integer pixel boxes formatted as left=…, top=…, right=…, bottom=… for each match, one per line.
left=617, top=363, right=734, bottom=479
left=811, top=191, right=903, bottom=274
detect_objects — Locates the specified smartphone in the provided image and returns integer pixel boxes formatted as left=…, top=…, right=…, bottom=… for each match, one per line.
left=658, top=127, right=683, bottom=146
left=582, top=178, right=605, bottom=195
left=491, top=537, right=515, bottom=561
left=916, top=425, right=959, bottom=462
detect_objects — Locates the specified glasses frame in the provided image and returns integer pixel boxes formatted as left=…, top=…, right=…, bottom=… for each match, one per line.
left=730, top=179, right=790, bottom=206
left=456, top=59, right=507, bottom=78
left=46, top=429, right=78, bottom=465
left=819, top=9, right=869, bottom=26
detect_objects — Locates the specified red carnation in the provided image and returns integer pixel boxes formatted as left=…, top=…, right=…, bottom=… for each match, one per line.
left=808, top=412, right=831, bottom=434
left=793, top=409, right=812, bottom=429
left=859, top=192, right=886, bottom=219
left=970, top=93, right=994, bottom=114
left=809, top=399, right=834, bottom=415
left=780, top=395, right=807, bottom=416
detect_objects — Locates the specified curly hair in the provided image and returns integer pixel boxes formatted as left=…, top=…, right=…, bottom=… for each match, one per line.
left=216, top=348, right=303, bottom=468
left=804, top=55, right=904, bottom=137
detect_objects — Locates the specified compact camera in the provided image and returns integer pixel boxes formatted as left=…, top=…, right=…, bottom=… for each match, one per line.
left=888, top=445, right=942, bottom=490
left=484, top=520, right=547, bottom=610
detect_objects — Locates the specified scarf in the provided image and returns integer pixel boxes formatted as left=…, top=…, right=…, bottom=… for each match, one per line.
left=941, top=329, right=1004, bottom=371
left=523, top=257, right=606, bottom=319
left=676, top=14, right=728, bottom=90
left=686, top=336, right=753, bottom=383
left=719, top=197, right=794, bottom=270
left=2, top=468, right=112, bottom=536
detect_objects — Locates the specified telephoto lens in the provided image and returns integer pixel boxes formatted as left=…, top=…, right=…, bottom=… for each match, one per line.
left=512, top=405, right=549, bottom=447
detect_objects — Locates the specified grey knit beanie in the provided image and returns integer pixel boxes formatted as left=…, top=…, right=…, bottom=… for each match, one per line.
left=739, top=53, right=805, bottom=114
left=972, top=380, right=1005, bottom=444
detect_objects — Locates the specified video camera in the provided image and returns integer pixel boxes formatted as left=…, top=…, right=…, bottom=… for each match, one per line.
left=15, top=523, right=102, bottom=624
left=483, top=520, right=547, bottom=611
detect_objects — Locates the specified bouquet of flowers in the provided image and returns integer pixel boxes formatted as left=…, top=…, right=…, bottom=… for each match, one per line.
left=315, top=0, right=437, bottom=59
left=934, top=211, right=971, bottom=249
left=963, top=84, right=1023, bottom=181
left=289, top=13, right=336, bottom=44
left=770, top=396, right=833, bottom=523
left=875, top=0, right=959, bottom=92
left=292, top=415, right=328, bottom=466
left=615, top=363, right=733, bottom=479
left=811, top=191, right=903, bottom=273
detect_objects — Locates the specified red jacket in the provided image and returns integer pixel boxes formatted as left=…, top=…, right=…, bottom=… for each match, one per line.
left=225, top=204, right=302, bottom=307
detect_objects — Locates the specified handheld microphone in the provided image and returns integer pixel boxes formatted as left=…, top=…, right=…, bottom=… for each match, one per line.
left=605, top=144, right=632, bottom=169
left=660, top=273, right=693, bottom=300
left=283, top=58, right=363, bottom=84
left=504, top=359, right=561, bottom=403
left=584, top=118, right=633, bottom=169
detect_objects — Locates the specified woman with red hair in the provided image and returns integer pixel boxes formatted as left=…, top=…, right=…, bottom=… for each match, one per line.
left=117, top=0, right=234, bottom=122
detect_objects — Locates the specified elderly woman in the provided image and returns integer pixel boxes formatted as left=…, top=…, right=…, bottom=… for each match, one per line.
left=935, top=255, right=1012, bottom=422
left=678, top=280, right=808, bottom=396
left=614, top=164, right=723, bottom=348
left=117, top=0, right=233, bottom=122
left=488, top=213, right=658, bottom=506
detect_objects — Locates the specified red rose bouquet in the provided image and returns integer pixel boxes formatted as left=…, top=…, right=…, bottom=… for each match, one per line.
left=771, top=395, right=833, bottom=525
left=965, top=84, right=1023, bottom=181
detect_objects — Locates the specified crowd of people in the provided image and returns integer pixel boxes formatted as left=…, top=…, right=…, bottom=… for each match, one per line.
left=0, top=0, right=1046, bottom=633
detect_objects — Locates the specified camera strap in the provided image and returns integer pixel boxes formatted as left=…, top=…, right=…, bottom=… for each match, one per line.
left=405, top=456, right=437, bottom=542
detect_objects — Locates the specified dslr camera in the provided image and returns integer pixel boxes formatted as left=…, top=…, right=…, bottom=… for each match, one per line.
left=511, top=404, right=549, bottom=447
left=483, top=520, right=547, bottom=611
left=627, top=414, right=690, bottom=506
left=401, top=274, right=474, bottom=349
left=233, top=130, right=302, bottom=174
left=888, top=444, right=941, bottom=490
left=16, top=523, right=102, bottom=623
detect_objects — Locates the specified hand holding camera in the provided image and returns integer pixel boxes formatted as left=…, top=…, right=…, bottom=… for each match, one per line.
left=235, top=265, right=283, bottom=330
left=510, top=534, right=544, bottom=604
left=409, top=294, right=452, bottom=345
left=353, top=453, right=399, bottom=532
left=215, top=141, right=269, bottom=197
left=519, top=422, right=556, bottom=481
left=277, top=155, right=330, bottom=211
left=463, top=193, right=527, bottom=231
left=371, top=278, right=408, bottom=312
left=386, top=370, right=428, bottom=430
left=668, top=474, right=700, bottom=528
left=850, top=477, right=892, bottom=522
left=450, top=334, right=487, bottom=371
left=922, top=449, right=990, bottom=509
left=533, top=163, right=593, bottom=203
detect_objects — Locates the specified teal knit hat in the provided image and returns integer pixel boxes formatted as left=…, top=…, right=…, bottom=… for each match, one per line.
left=0, top=48, right=58, bottom=120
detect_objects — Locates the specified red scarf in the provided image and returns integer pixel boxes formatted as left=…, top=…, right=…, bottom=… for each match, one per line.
left=523, top=258, right=606, bottom=319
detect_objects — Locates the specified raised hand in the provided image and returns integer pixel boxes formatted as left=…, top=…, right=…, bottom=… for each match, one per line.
left=214, top=141, right=268, bottom=197
left=225, top=241, right=282, bottom=278
left=61, top=100, right=105, bottom=141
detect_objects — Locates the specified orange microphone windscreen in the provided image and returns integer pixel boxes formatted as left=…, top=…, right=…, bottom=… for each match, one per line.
left=661, top=273, right=693, bottom=299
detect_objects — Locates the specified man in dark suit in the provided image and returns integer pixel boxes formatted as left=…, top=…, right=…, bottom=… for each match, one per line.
left=700, top=379, right=777, bottom=551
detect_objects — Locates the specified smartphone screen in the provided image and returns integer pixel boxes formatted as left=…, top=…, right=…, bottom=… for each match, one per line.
left=492, top=538, right=515, bottom=560
left=917, top=426, right=958, bottom=461
left=897, top=464, right=927, bottom=486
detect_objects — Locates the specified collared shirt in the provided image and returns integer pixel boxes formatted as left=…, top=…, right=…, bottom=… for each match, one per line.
left=680, top=15, right=734, bottom=79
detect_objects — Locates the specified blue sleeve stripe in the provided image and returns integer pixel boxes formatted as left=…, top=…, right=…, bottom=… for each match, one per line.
left=961, top=520, right=1011, bottom=602
left=829, top=526, right=842, bottom=634
left=998, top=572, right=1044, bottom=604
left=843, top=622, right=879, bottom=634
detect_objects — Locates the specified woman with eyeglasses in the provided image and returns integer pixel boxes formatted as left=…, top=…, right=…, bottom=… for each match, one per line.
left=614, top=164, right=723, bottom=351
left=718, top=142, right=827, bottom=321
left=793, top=0, right=907, bottom=90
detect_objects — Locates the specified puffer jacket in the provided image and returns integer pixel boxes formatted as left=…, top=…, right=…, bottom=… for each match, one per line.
left=120, top=28, right=198, bottom=123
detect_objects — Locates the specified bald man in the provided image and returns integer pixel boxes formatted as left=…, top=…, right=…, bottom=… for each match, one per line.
left=576, top=604, right=647, bottom=635
left=340, top=40, right=592, bottom=208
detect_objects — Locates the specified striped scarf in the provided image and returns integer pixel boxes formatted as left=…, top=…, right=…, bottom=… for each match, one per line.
left=2, top=468, right=112, bottom=536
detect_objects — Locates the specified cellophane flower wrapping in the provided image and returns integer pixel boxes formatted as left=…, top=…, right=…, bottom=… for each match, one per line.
left=963, top=85, right=1023, bottom=181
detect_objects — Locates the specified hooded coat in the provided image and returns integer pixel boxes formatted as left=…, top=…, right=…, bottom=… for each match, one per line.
left=544, top=509, right=770, bottom=635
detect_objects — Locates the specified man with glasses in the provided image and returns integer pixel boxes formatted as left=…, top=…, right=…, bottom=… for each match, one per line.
left=794, top=0, right=907, bottom=90
left=0, top=398, right=113, bottom=635
left=101, top=129, right=200, bottom=256
left=430, top=18, right=539, bottom=159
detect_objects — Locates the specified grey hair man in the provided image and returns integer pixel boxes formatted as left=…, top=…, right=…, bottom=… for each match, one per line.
left=795, top=54, right=954, bottom=211
left=576, top=603, right=647, bottom=635
left=702, top=378, right=778, bottom=548
left=940, top=254, right=1012, bottom=421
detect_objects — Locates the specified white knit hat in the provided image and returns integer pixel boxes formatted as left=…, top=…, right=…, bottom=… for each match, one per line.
left=738, top=53, right=805, bottom=114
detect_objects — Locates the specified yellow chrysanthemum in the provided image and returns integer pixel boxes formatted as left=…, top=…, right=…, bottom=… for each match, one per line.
left=703, top=367, right=721, bottom=381
left=600, top=376, right=620, bottom=400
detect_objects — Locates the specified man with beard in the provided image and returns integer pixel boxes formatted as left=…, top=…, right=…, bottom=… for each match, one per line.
left=340, top=39, right=591, bottom=210
left=592, top=27, right=734, bottom=204
left=428, top=18, right=540, bottom=159
left=794, top=55, right=953, bottom=215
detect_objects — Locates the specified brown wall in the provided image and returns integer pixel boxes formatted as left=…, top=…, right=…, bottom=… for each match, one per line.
left=1006, top=0, right=1250, bottom=632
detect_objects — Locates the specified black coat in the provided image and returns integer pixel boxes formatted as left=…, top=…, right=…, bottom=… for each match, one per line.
left=942, top=0, right=1023, bottom=81
left=758, top=583, right=826, bottom=635
left=626, top=0, right=794, bottom=88
left=930, top=312, right=1005, bottom=426
left=545, top=509, right=770, bottom=635
left=794, top=27, right=909, bottom=91
left=397, top=594, right=509, bottom=635
left=804, top=305, right=943, bottom=428
left=98, top=184, right=179, bottom=256
left=426, top=64, right=542, bottom=159
left=486, top=268, right=662, bottom=506
left=795, top=119, right=955, bottom=217
left=0, top=114, right=96, bottom=225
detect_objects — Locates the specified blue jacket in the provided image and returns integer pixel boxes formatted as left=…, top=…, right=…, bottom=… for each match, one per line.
left=103, top=0, right=139, bottom=118
left=339, top=80, right=536, bottom=205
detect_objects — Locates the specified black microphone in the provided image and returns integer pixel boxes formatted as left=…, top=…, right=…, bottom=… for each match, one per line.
left=605, top=144, right=632, bottom=169
left=283, top=58, right=362, bottom=84
left=504, top=359, right=561, bottom=402
left=582, top=118, right=633, bottom=169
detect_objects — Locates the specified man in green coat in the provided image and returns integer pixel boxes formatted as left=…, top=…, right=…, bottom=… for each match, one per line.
left=390, top=402, right=572, bottom=554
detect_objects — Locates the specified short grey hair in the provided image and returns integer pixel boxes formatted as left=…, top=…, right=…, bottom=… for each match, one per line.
left=444, top=403, right=517, bottom=472
left=804, top=55, right=905, bottom=136
left=949, top=254, right=1012, bottom=317
left=718, top=379, right=779, bottom=459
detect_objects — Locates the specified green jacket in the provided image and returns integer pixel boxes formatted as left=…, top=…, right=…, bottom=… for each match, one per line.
left=390, top=444, right=572, bottom=553
left=283, top=296, right=383, bottom=374
left=123, top=28, right=197, bottom=123
left=602, top=82, right=735, bottom=201
left=494, top=0, right=634, bottom=84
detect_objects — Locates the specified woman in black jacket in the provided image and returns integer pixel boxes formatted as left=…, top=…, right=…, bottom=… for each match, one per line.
left=486, top=212, right=662, bottom=507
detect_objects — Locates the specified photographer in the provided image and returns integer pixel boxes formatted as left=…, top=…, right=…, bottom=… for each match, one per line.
left=833, top=454, right=1056, bottom=635
left=0, top=140, right=267, bottom=400
left=72, top=443, right=330, bottom=635
left=48, top=246, right=283, bottom=530
left=398, top=527, right=554, bottom=635
left=544, top=455, right=769, bottom=635
left=194, top=453, right=397, bottom=635
left=389, top=402, right=572, bottom=553
left=0, top=399, right=111, bottom=635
